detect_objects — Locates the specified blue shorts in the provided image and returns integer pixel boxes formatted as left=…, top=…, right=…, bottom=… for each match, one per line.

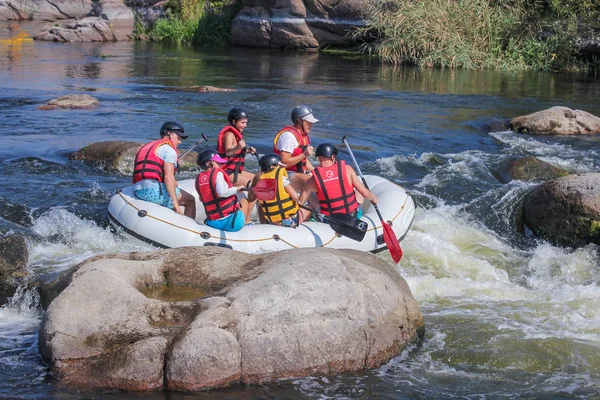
left=134, top=183, right=180, bottom=209
left=269, top=212, right=299, bottom=228
left=205, top=209, right=245, bottom=232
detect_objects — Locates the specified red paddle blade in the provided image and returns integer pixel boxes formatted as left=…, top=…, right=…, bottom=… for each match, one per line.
left=382, top=222, right=403, bottom=263
left=253, top=179, right=276, bottom=201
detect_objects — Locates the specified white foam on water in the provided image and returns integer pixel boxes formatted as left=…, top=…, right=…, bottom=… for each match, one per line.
left=396, top=202, right=600, bottom=384
left=28, top=207, right=153, bottom=273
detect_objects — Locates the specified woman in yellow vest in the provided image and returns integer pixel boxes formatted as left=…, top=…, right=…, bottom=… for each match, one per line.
left=252, top=154, right=310, bottom=227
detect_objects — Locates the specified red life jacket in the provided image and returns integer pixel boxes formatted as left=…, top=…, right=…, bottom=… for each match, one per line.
left=132, top=138, right=176, bottom=184
left=273, top=126, right=310, bottom=173
left=313, top=160, right=358, bottom=216
left=217, top=125, right=246, bottom=175
left=195, top=167, right=239, bottom=220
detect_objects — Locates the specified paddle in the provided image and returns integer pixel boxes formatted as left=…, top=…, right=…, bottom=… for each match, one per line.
left=251, top=178, right=367, bottom=242
left=179, top=133, right=208, bottom=159
left=342, top=136, right=403, bottom=262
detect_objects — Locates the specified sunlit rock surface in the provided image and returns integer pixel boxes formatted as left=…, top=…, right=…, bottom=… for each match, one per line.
left=39, top=247, right=424, bottom=391
left=510, top=106, right=600, bottom=135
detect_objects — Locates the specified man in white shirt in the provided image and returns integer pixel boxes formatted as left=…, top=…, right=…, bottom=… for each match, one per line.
left=273, top=105, right=317, bottom=193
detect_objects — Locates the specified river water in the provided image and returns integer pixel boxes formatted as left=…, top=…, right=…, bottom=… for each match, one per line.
left=1, top=21, right=600, bottom=399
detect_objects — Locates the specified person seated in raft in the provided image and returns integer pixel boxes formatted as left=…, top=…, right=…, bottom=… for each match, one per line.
left=195, top=149, right=256, bottom=232
left=132, top=121, right=196, bottom=219
left=298, top=143, right=377, bottom=220
left=249, top=153, right=311, bottom=228
left=273, top=105, right=317, bottom=193
left=217, top=107, right=257, bottom=187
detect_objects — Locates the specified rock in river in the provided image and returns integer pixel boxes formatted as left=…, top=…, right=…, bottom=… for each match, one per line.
left=523, top=173, right=600, bottom=247
left=69, top=141, right=198, bottom=174
left=39, top=247, right=424, bottom=391
left=510, top=106, right=600, bottom=135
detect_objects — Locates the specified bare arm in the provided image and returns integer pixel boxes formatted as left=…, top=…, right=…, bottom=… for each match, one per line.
left=347, top=166, right=377, bottom=204
left=163, top=162, right=183, bottom=214
left=298, top=177, right=317, bottom=206
left=223, top=131, right=246, bottom=156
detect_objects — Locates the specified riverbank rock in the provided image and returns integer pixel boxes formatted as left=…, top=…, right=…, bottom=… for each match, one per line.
left=69, top=141, right=199, bottom=174
left=231, top=0, right=372, bottom=49
left=38, top=94, right=99, bottom=110
left=0, top=234, right=29, bottom=305
left=508, top=156, right=570, bottom=182
left=163, top=86, right=237, bottom=93
left=39, top=247, right=424, bottom=391
left=522, top=173, right=600, bottom=247
left=510, top=106, right=600, bottom=135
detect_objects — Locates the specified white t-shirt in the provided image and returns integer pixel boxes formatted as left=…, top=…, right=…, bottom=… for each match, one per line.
left=215, top=171, right=238, bottom=198
left=275, top=130, right=299, bottom=154
left=134, top=143, right=178, bottom=190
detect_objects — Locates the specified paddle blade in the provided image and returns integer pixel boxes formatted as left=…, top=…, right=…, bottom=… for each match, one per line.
left=382, top=222, right=403, bottom=263
left=327, top=213, right=367, bottom=242
left=252, top=179, right=276, bottom=201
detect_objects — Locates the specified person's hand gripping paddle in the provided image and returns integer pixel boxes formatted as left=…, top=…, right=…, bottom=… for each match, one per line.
left=342, top=136, right=403, bottom=262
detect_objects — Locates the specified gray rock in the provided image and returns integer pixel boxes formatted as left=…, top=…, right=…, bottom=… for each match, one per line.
left=40, top=247, right=424, bottom=391
left=69, top=140, right=199, bottom=174
left=0, top=234, right=29, bottom=305
left=231, top=7, right=272, bottom=48
left=522, top=173, right=600, bottom=247
left=38, top=94, right=99, bottom=109
left=232, top=0, right=370, bottom=49
left=0, top=0, right=94, bottom=20
left=510, top=106, right=600, bottom=135
left=508, top=156, right=570, bottom=182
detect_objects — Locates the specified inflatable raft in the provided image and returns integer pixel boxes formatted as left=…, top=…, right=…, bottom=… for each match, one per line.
left=108, top=175, right=415, bottom=255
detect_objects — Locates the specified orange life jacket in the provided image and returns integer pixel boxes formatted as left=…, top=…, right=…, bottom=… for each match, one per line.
left=132, top=138, right=175, bottom=184
left=313, top=160, right=358, bottom=216
left=195, top=167, right=239, bottom=220
left=217, top=125, right=246, bottom=175
left=273, top=126, right=310, bottom=173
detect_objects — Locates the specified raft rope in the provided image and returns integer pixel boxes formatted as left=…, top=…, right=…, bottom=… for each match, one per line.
left=116, top=190, right=410, bottom=248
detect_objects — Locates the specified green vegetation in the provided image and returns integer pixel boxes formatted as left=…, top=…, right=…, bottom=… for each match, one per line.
left=362, top=0, right=600, bottom=71
left=143, top=0, right=236, bottom=46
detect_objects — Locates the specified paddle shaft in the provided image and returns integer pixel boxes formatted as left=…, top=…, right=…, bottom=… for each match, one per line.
left=179, top=133, right=208, bottom=159
left=341, top=137, right=386, bottom=223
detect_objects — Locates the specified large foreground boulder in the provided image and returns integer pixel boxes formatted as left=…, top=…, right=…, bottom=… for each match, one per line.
left=69, top=141, right=198, bottom=174
left=39, top=247, right=424, bottom=391
left=510, top=106, right=600, bottom=135
left=523, top=173, right=600, bottom=247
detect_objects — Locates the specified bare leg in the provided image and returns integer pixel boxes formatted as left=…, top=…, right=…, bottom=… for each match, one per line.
left=178, top=189, right=196, bottom=219
left=230, top=170, right=255, bottom=188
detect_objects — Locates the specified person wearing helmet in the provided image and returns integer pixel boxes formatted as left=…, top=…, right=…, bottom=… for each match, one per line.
left=298, top=143, right=377, bottom=220
left=216, top=107, right=256, bottom=187
left=273, top=105, right=317, bottom=192
left=195, top=148, right=256, bottom=231
left=132, top=121, right=196, bottom=219
left=249, top=153, right=310, bottom=227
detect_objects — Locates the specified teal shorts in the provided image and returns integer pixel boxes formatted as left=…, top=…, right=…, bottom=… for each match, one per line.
left=134, top=183, right=180, bottom=209
left=205, top=209, right=245, bottom=232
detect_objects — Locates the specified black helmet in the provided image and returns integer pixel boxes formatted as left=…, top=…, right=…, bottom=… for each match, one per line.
left=160, top=121, right=188, bottom=139
left=259, top=153, right=281, bottom=172
left=291, top=105, right=315, bottom=123
left=197, top=148, right=218, bottom=169
left=228, top=107, right=249, bottom=125
left=315, top=143, right=338, bottom=158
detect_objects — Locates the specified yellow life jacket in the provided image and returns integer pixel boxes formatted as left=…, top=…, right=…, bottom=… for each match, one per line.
left=259, top=167, right=299, bottom=222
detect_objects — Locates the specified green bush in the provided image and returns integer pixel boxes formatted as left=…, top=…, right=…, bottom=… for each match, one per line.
left=363, top=0, right=600, bottom=71
left=148, top=0, right=236, bottom=46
